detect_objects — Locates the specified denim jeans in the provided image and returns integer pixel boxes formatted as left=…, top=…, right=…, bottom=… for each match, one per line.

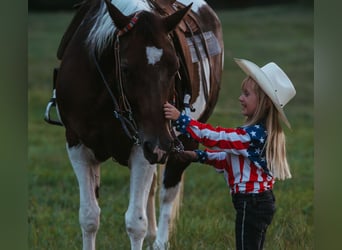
left=232, top=190, right=276, bottom=250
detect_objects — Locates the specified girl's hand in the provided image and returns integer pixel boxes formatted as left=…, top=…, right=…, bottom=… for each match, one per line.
left=174, top=150, right=199, bottom=163
left=163, top=102, right=181, bottom=121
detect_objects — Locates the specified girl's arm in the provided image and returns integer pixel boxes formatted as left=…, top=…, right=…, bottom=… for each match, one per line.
left=176, top=113, right=251, bottom=155
left=195, top=149, right=229, bottom=171
left=163, top=102, right=251, bottom=155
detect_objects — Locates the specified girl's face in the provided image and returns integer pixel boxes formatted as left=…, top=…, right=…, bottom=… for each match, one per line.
left=239, top=77, right=258, bottom=118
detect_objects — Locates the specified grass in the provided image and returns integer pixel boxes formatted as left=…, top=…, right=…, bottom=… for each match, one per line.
left=28, top=3, right=313, bottom=249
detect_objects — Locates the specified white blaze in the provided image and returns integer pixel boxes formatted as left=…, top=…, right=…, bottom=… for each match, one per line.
left=146, top=46, right=163, bottom=65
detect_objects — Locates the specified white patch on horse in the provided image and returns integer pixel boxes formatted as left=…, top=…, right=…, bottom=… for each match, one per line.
left=146, top=46, right=163, bottom=65
left=192, top=58, right=210, bottom=120
left=67, top=144, right=101, bottom=248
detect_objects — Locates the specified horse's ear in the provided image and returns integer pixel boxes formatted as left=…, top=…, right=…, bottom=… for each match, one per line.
left=104, top=0, right=130, bottom=30
left=163, top=3, right=193, bottom=32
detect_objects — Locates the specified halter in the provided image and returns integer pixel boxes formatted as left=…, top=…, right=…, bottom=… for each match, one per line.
left=117, top=12, right=140, bottom=36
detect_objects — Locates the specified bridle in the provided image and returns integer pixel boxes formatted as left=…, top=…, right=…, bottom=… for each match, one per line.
left=92, top=11, right=184, bottom=152
left=91, top=12, right=141, bottom=145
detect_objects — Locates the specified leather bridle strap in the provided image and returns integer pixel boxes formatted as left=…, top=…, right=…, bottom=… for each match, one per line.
left=91, top=48, right=140, bottom=145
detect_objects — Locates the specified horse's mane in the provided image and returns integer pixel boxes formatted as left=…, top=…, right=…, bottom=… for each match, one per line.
left=86, top=0, right=152, bottom=53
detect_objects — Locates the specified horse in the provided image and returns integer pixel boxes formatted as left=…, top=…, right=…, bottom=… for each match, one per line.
left=47, top=0, right=223, bottom=249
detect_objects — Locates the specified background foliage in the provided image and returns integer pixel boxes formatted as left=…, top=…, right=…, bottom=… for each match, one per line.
left=28, top=2, right=313, bottom=249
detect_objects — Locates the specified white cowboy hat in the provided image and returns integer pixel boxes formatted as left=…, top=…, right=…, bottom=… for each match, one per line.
left=234, top=58, right=296, bottom=128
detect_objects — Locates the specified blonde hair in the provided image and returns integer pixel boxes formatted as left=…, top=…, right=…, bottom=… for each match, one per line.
left=242, top=77, right=292, bottom=180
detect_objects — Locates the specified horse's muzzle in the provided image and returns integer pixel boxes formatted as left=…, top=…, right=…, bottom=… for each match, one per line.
left=143, top=141, right=172, bottom=164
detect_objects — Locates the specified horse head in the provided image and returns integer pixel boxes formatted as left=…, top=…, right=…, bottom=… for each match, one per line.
left=104, top=0, right=192, bottom=164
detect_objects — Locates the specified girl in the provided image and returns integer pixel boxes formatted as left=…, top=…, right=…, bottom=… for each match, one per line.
left=163, top=58, right=296, bottom=250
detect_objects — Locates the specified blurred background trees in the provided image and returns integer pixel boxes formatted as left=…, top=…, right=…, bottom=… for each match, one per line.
left=28, top=0, right=313, bottom=11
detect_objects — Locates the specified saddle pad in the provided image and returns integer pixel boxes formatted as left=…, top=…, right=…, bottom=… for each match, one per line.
left=186, top=31, right=222, bottom=63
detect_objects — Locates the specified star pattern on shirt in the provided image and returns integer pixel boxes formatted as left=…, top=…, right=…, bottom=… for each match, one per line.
left=244, top=124, right=270, bottom=175
left=250, top=130, right=257, bottom=137
left=174, top=113, right=191, bottom=134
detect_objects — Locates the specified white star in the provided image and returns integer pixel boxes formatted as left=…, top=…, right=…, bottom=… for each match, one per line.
left=259, top=137, right=265, bottom=143
left=251, top=130, right=257, bottom=137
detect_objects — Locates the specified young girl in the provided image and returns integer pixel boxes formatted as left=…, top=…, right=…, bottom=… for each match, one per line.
left=163, top=58, right=296, bottom=250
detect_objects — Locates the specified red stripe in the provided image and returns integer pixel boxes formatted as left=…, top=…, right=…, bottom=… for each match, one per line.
left=188, top=120, right=247, bottom=135
left=187, top=128, right=249, bottom=151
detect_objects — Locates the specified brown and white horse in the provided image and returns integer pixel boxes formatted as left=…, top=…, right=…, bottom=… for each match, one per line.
left=51, top=0, right=223, bottom=249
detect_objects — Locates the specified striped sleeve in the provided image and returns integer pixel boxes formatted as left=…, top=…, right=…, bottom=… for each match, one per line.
left=205, top=149, right=229, bottom=170
left=175, top=114, right=251, bottom=156
left=194, top=149, right=229, bottom=171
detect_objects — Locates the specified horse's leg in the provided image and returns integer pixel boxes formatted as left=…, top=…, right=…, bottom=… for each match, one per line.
left=67, top=143, right=101, bottom=250
left=154, top=144, right=195, bottom=249
left=126, top=146, right=156, bottom=250
left=153, top=181, right=182, bottom=250
left=146, top=168, right=158, bottom=247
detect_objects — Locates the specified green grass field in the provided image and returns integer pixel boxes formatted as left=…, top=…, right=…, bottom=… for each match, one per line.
left=28, top=4, right=313, bottom=249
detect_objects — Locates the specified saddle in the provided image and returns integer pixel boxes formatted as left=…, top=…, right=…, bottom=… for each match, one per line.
left=147, top=0, right=202, bottom=108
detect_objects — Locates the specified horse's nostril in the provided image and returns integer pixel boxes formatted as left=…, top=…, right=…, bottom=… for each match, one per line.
left=143, top=140, right=170, bottom=164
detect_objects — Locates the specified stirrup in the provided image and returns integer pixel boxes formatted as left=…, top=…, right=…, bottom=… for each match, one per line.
left=44, top=68, right=63, bottom=126
left=44, top=89, right=63, bottom=126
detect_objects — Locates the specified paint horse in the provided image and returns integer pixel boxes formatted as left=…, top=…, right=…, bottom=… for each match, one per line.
left=46, top=0, right=223, bottom=249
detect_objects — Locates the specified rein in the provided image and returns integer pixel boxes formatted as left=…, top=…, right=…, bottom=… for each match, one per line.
left=92, top=48, right=140, bottom=145
left=91, top=13, right=141, bottom=145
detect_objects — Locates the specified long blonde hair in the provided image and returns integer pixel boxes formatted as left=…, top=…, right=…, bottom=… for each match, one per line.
left=243, top=77, right=292, bottom=180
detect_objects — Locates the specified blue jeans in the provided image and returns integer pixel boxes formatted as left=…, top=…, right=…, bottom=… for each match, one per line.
left=232, top=190, right=276, bottom=250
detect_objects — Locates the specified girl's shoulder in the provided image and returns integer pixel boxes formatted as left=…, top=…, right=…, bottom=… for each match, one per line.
left=239, top=123, right=267, bottom=140
left=243, top=124, right=269, bottom=170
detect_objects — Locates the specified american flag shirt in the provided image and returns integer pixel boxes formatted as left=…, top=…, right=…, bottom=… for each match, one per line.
left=175, top=113, right=274, bottom=194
